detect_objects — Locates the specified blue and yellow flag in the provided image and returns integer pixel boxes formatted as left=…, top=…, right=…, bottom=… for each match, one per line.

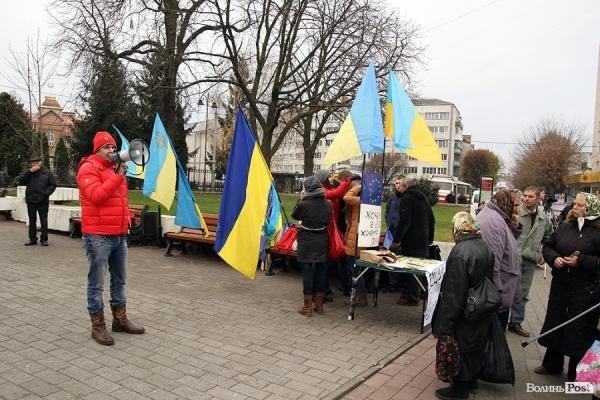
left=215, top=107, right=273, bottom=280
left=324, top=62, right=384, bottom=167
left=142, top=114, right=177, bottom=209
left=385, top=71, right=442, bottom=166
left=113, top=125, right=146, bottom=179
left=174, top=165, right=210, bottom=235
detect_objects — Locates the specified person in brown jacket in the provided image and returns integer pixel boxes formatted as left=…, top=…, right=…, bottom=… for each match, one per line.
left=342, top=175, right=368, bottom=306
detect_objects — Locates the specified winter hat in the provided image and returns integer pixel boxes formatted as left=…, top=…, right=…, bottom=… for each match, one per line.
left=93, top=131, right=117, bottom=153
left=314, top=169, right=331, bottom=184
left=303, top=175, right=321, bottom=193
left=29, top=154, right=42, bottom=162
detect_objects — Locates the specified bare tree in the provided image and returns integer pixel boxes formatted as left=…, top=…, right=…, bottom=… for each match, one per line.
left=49, top=0, right=231, bottom=142
left=211, top=0, right=422, bottom=166
left=364, top=153, right=407, bottom=187
left=3, top=34, right=58, bottom=158
left=512, top=118, right=586, bottom=193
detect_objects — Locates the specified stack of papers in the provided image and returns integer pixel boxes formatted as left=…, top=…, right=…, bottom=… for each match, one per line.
left=382, top=256, right=444, bottom=273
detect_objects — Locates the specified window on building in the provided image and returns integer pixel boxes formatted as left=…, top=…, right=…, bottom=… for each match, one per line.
left=46, top=131, right=54, bottom=147
left=437, top=168, right=447, bottom=175
left=424, top=112, right=449, bottom=120
left=436, top=139, right=448, bottom=148
left=422, top=167, right=436, bottom=174
left=314, top=152, right=321, bottom=158
left=403, top=166, right=417, bottom=174
left=326, top=139, right=333, bottom=146
left=429, top=126, right=448, bottom=133
left=441, top=154, right=447, bottom=161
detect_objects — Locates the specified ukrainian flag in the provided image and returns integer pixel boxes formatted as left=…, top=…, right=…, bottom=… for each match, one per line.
left=385, top=71, right=442, bottom=166
left=215, top=107, right=273, bottom=280
left=113, top=125, right=145, bottom=179
left=324, top=62, right=384, bottom=167
left=174, top=165, right=210, bottom=235
left=142, top=114, right=177, bottom=209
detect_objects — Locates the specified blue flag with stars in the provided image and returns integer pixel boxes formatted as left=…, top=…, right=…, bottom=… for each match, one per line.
left=357, top=171, right=384, bottom=247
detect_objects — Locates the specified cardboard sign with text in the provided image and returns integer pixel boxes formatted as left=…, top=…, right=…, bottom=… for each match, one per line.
left=358, top=172, right=384, bottom=247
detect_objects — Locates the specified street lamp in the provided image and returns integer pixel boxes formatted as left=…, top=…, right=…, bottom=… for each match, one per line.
left=198, top=95, right=210, bottom=188
left=210, top=100, right=218, bottom=191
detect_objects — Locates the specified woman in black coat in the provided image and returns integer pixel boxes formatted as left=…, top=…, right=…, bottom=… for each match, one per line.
left=432, top=211, right=495, bottom=400
left=535, top=192, right=600, bottom=381
left=291, top=174, right=332, bottom=317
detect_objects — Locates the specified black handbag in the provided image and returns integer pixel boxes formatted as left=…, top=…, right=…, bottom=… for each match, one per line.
left=463, top=277, right=501, bottom=322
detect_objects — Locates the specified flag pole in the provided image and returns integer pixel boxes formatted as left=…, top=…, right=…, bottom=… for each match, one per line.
left=349, top=153, right=367, bottom=320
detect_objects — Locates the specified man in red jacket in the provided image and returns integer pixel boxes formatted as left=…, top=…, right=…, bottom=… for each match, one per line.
left=77, top=131, right=145, bottom=346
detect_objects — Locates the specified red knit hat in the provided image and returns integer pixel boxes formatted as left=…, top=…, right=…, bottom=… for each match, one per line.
left=93, top=131, right=117, bottom=153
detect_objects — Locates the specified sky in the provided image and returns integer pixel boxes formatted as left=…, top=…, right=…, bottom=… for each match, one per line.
left=1, top=0, right=599, bottom=168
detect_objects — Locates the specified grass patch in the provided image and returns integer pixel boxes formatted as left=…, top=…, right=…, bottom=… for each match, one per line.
left=12, top=187, right=467, bottom=242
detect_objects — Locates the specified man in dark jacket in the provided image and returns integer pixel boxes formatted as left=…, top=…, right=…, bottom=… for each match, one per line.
left=394, top=178, right=435, bottom=305
left=384, top=176, right=404, bottom=292
left=18, top=155, right=56, bottom=246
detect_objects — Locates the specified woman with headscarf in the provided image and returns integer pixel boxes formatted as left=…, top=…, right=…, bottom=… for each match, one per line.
left=432, top=212, right=495, bottom=400
left=476, top=189, right=523, bottom=330
left=291, top=173, right=332, bottom=317
left=534, top=193, right=600, bottom=381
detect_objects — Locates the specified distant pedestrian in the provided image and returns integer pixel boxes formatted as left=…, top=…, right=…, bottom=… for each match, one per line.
left=292, top=173, right=332, bottom=316
left=535, top=192, right=600, bottom=382
left=0, top=166, right=8, bottom=197
left=508, top=186, right=552, bottom=338
left=476, top=189, right=523, bottom=330
left=432, top=212, right=495, bottom=399
left=17, top=155, right=56, bottom=246
left=445, top=191, right=456, bottom=204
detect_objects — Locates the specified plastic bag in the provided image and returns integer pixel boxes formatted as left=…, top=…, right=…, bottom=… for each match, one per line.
left=480, top=314, right=515, bottom=385
left=328, top=215, right=345, bottom=261
left=274, top=225, right=298, bottom=252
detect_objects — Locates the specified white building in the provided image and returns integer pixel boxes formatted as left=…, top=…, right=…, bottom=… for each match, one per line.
left=592, top=46, right=600, bottom=170
left=270, top=98, right=467, bottom=179
left=185, top=118, right=221, bottom=185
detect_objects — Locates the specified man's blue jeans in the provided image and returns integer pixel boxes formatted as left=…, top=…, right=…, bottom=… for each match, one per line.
left=509, top=260, right=536, bottom=326
left=84, top=234, right=128, bottom=314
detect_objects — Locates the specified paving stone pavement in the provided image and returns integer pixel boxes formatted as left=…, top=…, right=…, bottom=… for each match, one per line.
left=342, top=257, right=592, bottom=399
left=0, top=221, right=436, bottom=400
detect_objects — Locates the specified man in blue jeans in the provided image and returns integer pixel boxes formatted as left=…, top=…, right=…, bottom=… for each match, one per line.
left=77, top=132, right=145, bottom=345
left=508, top=186, right=552, bottom=337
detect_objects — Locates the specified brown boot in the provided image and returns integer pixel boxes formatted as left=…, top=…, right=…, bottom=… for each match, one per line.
left=90, top=310, right=114, bottom=346
left=111, top=304, right=145, bottom=334
left=297, top=294, right=313, bottom=317
left=313, top=292, right=325, bottom=315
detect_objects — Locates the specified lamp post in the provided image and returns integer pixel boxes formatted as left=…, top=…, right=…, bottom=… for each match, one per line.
left=210, top=100, right=218, bottom=191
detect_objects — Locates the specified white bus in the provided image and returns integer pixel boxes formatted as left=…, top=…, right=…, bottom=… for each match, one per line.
left=430, top=176, right=473, bottom=204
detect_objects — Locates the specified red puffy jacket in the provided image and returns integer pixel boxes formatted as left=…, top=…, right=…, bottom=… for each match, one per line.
left=77, top=154, right=129, bottom=235
left=323, top=178, right=351, bottom=226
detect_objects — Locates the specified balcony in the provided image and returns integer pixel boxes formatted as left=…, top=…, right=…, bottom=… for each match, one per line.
left=454, top=147, right=462, bottom=156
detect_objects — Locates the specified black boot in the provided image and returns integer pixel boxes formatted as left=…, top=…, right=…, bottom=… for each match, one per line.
left=435, top=381, right=469, bottom=400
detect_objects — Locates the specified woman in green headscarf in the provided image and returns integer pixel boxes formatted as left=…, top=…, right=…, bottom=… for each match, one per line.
left=535, top=193, right=600, bottom=382
left=432, top=212, right=495, bottom=399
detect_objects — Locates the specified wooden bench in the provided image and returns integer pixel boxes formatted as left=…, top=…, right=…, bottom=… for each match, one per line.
left=70, top=204, right=148, bottom=238
left=163, top=213, right=219, bottom=256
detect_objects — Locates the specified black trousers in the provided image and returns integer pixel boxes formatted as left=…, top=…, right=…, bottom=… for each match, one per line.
left=27, top=202, right=49, bottom=242
left=497, top=310, right=510, bottom=331
left=542, top=347, right=580, bottom=379
left=301, top=262, right=327, bottom=295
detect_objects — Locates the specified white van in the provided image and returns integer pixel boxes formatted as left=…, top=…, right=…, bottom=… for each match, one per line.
left=470, top=189, right=481, bottom=217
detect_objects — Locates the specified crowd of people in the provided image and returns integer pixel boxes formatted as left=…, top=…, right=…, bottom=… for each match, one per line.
left=292, top=168, right=600, bottom=399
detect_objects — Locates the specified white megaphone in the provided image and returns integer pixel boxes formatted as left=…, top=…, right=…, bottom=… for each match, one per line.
left=109, top=139, right=150, bottom=167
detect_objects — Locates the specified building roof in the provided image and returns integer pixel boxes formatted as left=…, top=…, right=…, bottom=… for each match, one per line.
left=412, top=98, right=454, bottom=106
left=41, top=96, right=61, bottom=109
